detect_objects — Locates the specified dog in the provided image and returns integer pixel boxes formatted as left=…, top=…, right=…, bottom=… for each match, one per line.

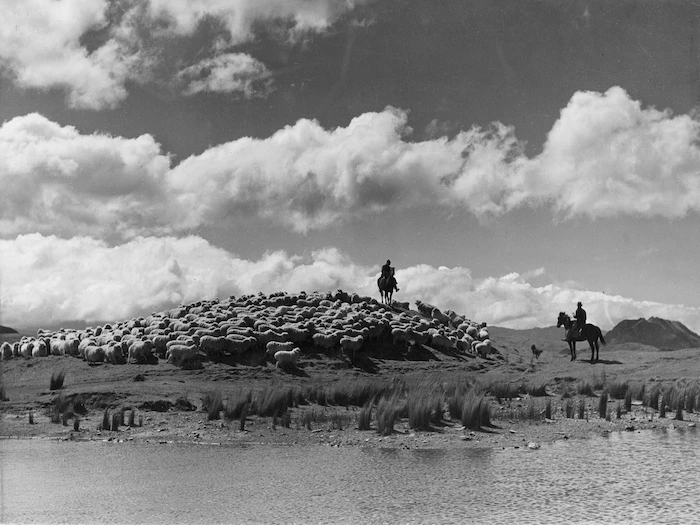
left=531, top=344, right=542, bottom=359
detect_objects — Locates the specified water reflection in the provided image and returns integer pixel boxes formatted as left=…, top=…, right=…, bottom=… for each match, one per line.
left=1, top=428, right=698, bottom=524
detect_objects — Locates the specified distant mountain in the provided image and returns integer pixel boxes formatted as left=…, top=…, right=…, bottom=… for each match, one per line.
left=0, top=325, right=18, bottom=334
left=605, top=317, right=700, bottom=350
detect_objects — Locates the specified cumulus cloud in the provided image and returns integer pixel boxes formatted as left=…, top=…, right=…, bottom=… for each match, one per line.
left=3, top=234, right=700, bottom=334
left=177, top=53, right=272, bottom=97
left=0, top=0, right=367, bottom=109
left=3, top=87, right=700, bottom=238
left=167, top=108, right=524, bottom=232
left=516, top=86, right=700, bottom=218
left=0, top=113, right=176, bottom=239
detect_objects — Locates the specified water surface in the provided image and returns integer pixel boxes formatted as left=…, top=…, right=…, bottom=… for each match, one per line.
left=1, top=428, right=697, bottom=524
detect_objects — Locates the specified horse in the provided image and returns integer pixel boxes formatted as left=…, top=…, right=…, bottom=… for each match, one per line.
left=556, top=312, right=607, bottom=363
left=377, top=275, right=397, bottom=305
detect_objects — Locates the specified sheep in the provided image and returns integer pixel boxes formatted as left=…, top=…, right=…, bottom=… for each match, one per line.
left=84, top=346, right=106, bottom=363
left=274, top=347, right=301, bottom=369
left=312, top=332, right=339, bottom=351
left=478, top=328, right=489, bottom=341
left=429, top=332, right=454, bottom=352
left=20, top=340, right=34, bottom=357
left=1, top=341, right=12, bottom=360
left=105, top=342, right=126, bottom=364
left=127, top=340, right=155, bottom=364
left=265, top=341, right=295, bottom=360
left=50, top=338, right=79, bottom=357
left=31, top=339, right=48, bottom=357
left=339, top=335, right=364, bottom=360
left=225, top=335, right=257, bottom=354
left=78, top=338, right=94, bottom=358
left=198, top=335, right=229, bottom=359
left=472, top=339, right=492, bottom=358
left=166, top=344, right=198, bottom=367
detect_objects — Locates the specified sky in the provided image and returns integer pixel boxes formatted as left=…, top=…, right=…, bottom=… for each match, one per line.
left=2, top=0, right=700, bottom=333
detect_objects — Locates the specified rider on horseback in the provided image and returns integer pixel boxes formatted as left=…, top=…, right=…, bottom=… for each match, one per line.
left=574, top=302, right=587, bottom=338
left=381, top=260, right=399, bottom=292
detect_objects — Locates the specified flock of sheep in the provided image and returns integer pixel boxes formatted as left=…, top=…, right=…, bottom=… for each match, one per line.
left=0, top=290, right=495, bottom=369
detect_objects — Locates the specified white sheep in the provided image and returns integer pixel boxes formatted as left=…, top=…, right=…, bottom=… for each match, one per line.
left=166, top=344, right=198, bottom=366
left=104, top=342, right=126, bottom=364
left=20, top=340, right=34, bottom=357
left=32, top=339, right=48, bottom=357
left=84, top=346, right=106, bottom=363
left=1, top=341, right=13, bottom=360
left=50, top=338, right=79, bottom=357
left=127, top=339, right=154, bottom=364
left=472, top=339, right=492, bottom=358
left=265, top=341, right=295, bottom=359
left=225, top=335, right=257, bottom=354
left=340, top=335, right=363, bottom=359
left=274, top=347, right=301, bottom=369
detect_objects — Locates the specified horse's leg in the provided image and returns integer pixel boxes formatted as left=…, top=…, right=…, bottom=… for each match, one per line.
left=589, top=340, right=595, bottom=363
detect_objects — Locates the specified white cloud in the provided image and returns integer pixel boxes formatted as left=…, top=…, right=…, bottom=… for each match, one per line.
left=3, top=87, right=700, bottom=239
left=0, top=113, right=176, bottom=238
left=518, top=86, right=700, bottom=218
left=178, top=53, right=271, bottom=97
left=3, top=234, right=700, bottom=334
left=167, top=107, right=524, bottom=232
left=0, top=0, right=368, bottom=109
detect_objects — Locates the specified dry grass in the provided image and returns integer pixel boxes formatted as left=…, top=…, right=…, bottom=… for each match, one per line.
left=460, top=393, right=491, bottom=430
left=50, top=369, right=66, bottom=391
left=203, top=390, right=223, bottom=420
left=598, top=391, right=609, bottom=419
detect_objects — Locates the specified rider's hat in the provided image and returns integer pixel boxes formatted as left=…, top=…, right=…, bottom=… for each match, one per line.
left=577, top=302, right=582, bottom=306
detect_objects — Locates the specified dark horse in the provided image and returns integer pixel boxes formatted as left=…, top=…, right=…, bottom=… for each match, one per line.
left=557, top=312, right=607, bottom=363
left=377, top=275, right=397, bottom=304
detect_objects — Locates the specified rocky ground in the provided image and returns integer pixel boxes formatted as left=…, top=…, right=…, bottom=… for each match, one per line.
left=2, top=326, right=698, bottom=450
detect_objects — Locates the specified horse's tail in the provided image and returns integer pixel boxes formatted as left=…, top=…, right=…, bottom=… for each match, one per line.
left=598, top=328, right=607, bottom=345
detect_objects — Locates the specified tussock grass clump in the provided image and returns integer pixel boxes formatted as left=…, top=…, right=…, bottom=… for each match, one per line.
left=607, top=380, right=629, bottom=400
left=358, top=403, right=372, bottom=431
left=577, top=381, right=594, bottom=397
left=616, top=402, right=622, bottom=419
left=202, top=390, right=223, bottom=420
left=545, top=400, right=552, bottom=420
left=488, top=381, right=520, bottom=403
left=461, top=394, right=491, bottom=430
left=598, top=391, right=609, bottom=419
left=375, top=394, right=403, bottom=436
left=406, top=390, right=443, bottom=430
left=28, top=411, right=34, bottom=424
left=111, top=413, right=120, bottom=431
left=564, top=399, right=574, bottom=418
left=447, top=383, right=470, bottom=420
left=526, top=382, right=548, bottom=397
left=253, top=385, right=298, bottom=417
left=72, top=395, right=87, bottom=415
left=624, top=390, right=632, bottom=413
left=0, top=380, right=8, bottom=402
left=644, top=383, right=662, bottom=410
left=102, top=408, right=110, bottom=430
left=628, top=381, right=646, bottom=401
left=50, top=369, right=66, bottom=391
left=225, top=389, right=252, bottom=420
left=675, top=401, right=684, bottom=421
left=128, top=409, right=136, bottom=427
left=577, top=400, right=586, bottom=420
left=73, top=416, right=80, bottom=431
